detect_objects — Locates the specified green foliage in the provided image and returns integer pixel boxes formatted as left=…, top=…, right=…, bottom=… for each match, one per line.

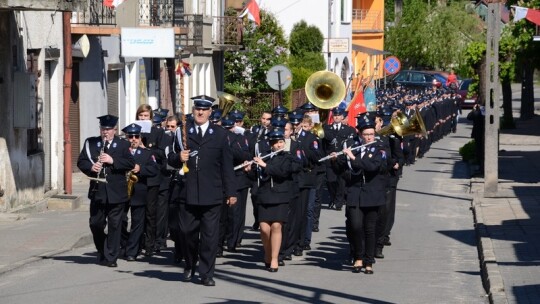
left=385, top=0, right=484, bottom=71
left=289, top=20, right=324, bottom=56
left=459, top=140, right=476, bottom=162
left=288, top=52, right=326, bottom=74
left=290, top=66, right=313, bottom=90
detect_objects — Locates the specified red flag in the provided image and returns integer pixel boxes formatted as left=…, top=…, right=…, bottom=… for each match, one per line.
left=103, top=0, right=125, bottom=8
left=327, top=111, right=334, bottom=125
left=526, top=8, right=540, bottom=25
left=239, top=0, right=261, bottom=26
left=346, top=89, right=366, bottom=127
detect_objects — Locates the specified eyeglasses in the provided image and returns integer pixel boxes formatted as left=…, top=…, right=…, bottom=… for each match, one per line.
left=127, top=135, right=140, bottom=139
left=166, top=125, right=177, bottom=128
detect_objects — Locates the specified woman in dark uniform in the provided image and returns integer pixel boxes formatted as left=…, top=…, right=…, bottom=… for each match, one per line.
left=334, top=113, right=388, bottom=274
left=250, top=129, right=301, bottom=272
left=135, top=104, right=166, bottom=256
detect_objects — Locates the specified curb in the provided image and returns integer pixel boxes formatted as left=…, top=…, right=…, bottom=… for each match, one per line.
left=0, top=231, right=93, bottom=276
left=471, top=196, right=508, bottom=304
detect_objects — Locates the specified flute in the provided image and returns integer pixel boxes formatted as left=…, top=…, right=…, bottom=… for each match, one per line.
left=234, top=148, right=285, bottom=171
left=318, top=141, right=377, bottom=162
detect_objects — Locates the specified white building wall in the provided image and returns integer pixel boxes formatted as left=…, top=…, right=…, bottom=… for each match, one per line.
left=261, top=0, right=352, bottom=76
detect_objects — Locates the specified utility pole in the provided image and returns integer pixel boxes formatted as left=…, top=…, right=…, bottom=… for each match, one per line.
left=327, top=0, right=332, bottom=71
left=484, top=0, right=501, bottom=196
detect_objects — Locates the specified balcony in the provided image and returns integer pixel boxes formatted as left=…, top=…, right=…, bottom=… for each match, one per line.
left=352, top=9, right=383, bottom=33
left=71, top=1, right=116, bottom=26
left=212, top=16, right=243, bottom=49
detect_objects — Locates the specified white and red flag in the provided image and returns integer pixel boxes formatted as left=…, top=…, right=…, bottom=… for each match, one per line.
left=512, top=6, right=540, bottom=26
left=103, top=0, right=126, bottom=9
left=239, top=0, right=261, bottom=26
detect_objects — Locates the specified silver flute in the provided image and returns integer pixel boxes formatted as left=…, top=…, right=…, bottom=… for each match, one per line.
left=318, top=141, right=377, bottom=162
left=234, top=148, right=285, bottom=171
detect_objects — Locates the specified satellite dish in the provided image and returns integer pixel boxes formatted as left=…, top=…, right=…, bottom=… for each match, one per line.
left=80, top=34, right=90, bottom=58
left=266, top=64, right=292, bottom=91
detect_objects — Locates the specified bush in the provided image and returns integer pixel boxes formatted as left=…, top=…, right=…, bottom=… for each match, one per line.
left=459, top=140, right=476, bottom=161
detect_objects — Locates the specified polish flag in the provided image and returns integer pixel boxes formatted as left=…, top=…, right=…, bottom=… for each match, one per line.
left=103, top=0, right=126, bottom=9
left=513, top=6, right=540, bottom=26
left=239, top=0, right=261, bottom=26
left=346, top=89, right=366, bottom=127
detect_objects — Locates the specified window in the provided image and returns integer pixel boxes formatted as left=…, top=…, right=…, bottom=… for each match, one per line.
left=410, top=72, right=425, bottom=82
left=394, top=72, right=408, bottom=82
left=341, top=0, right=351, bottom=23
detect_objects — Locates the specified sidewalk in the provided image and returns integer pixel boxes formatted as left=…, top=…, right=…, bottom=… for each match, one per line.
left=0, top=173, right=92, bottom=275
left=471, top=114, right=540, bottom=304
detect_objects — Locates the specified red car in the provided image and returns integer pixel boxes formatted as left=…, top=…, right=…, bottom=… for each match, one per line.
left=457, top=79, right=477, bottom=109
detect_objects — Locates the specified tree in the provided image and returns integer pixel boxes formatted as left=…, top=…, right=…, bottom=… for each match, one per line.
left=385, top=0, right=484, bottom=71
left=506, top=0, right=540, bottom=120
left=288, top=20, right=326, bottom=89
left=223, top=9, right=288, bottom=124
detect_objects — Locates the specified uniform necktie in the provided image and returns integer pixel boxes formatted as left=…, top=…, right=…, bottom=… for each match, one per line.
left=197, top=126, right=203, bottom=141
left=104, top=141, right=110, bottom=153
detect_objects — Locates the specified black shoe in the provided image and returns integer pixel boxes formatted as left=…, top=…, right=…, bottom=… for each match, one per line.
left=328, top=203, right=335, bottom=209
left=335, top=206, right=342, bottom=211
left=97, top=252, right=105, bottom=264
left=125, top=256, right=136, bottom=262
left=202, top=278, right=216, bottom=286
left=174, top=256, right=183, bottom=264
left=236, top=243, right=242, bottom=248
left=293, top=249, right=303, bottom=256
left=375, top=248, right=384, bottom=259
left=105, top=261, right=118, bottom=267
left=183, top=269, right=193, bottom=282
left=384, top=239, right=392, bottom=246
left=144, top=249, right=153, bottom=257
left=278, top=260, right=285, bottom=266
left=227, top=247, right=237, bottom=253
left=302, top=244, right=311, bottom=251
left=352, top=266, right=362, bottom=273
left=216, top=251, right=223, bottom=258
left=312, top=227, right=319, bottom=232
left=283, top=255, right=292, bottom=261
left=364, top=267, right=374, bottom=275
left=267, top=267, right=278, bottom=273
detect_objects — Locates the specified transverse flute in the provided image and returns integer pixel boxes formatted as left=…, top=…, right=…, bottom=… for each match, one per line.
left=234, top=148, right=285, bottom=171
left=318, top=141, right=377, bottom=162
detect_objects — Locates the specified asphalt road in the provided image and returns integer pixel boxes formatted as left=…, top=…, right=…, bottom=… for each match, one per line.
left=0, top=118, right=487, bottom=304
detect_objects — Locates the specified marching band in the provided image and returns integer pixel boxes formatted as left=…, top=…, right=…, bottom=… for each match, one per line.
left=77, top=74, right=461, bottom=285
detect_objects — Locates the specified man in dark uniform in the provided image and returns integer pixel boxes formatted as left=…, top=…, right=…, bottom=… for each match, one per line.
left=77, top=115, right=135, bottom=267
left=323, top=107, right=356, bottom=211
left=121, top=123, right=159, bottom=261
left=175, top=95, right=237, bottom=287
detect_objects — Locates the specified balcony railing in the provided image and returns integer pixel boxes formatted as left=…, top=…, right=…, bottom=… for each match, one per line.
left=352, top=9, right=383, bottom=33
left=71, top=0, right=116, bottom=26
left=212, top=16, right=243, bottom=46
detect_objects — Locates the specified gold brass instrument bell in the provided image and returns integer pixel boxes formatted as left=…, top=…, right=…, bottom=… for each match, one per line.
left=216, top=91, right=246, bottom=116
left=378, top=110, right=427, bottom=137
left=305, top=71, right=346, bottom=139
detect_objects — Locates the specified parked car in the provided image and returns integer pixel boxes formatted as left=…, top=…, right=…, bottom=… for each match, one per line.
left=386, top=70, right=456, bottom=90
left=457, top=78, right=477, bottom=109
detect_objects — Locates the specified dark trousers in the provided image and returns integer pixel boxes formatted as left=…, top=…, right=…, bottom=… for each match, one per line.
left=144, top=185, right=160, bottom=252
left=155, top=187, right=170, bottom=249
left=282, top=188, right=309, bottom=256
left=327, top=173, right=346, bottom=209
left=218, top=202, right=229, bottom=253
left=181, top=203, right=222, bottom=280
left=89, top=200, right=125, bottom=263
left=125, top=205, right=146, bottom=257
left=227, top=187, right=249, bottom=249
left=345, top=205, right=379, bottom=265
left=169, top=202, right=187, bottom=261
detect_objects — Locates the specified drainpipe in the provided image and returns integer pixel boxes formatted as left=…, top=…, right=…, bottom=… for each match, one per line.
left=63, top=12, right=73, bottom=194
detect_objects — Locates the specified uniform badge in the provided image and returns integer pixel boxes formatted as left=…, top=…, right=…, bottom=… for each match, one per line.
left=380, top=150, right=387, bottom=159
left=113, top=142, right=117, bottom=148
left=189, top=127, right=194, bottom=134
left=208, top=128, right=214, bottom=135
left=149, top=143, right=153, bottom=148
left=301, top=131, right=305, bottom=136
left=97, top=141, right=101, bottom=147
left=296, top=150, right=302, bottom=160
left=312, top=141, right=318, bottom=149
left=137, top=150, right=141, bottom=155
left=368, top=154, right=373, bottom=158
left=151, top=155, right=156, bottom=162
left=370, top=147, right=375, bottom=152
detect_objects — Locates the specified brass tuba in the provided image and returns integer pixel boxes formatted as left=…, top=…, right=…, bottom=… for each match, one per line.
left=127, top=171, right=138, bottom=198
left=378, top=110, right=427, bottom=137
left=305, top=71, right=346, bottom=139
left=216, top=91, right=245, bottom=116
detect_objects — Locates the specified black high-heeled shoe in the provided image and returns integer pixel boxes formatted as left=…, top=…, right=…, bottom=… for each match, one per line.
left=267, top=267, right=278, bottom=273
left=264, top=262, right=270, bottom=269
left=364, top=265, right=374, bottom=274
left=352, top=266, right=362, bottom=273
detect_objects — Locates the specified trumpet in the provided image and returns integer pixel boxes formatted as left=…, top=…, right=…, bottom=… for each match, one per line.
left=318, top=141, right=377, bottom=162
left=234, top=148, right=285, bottom=171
